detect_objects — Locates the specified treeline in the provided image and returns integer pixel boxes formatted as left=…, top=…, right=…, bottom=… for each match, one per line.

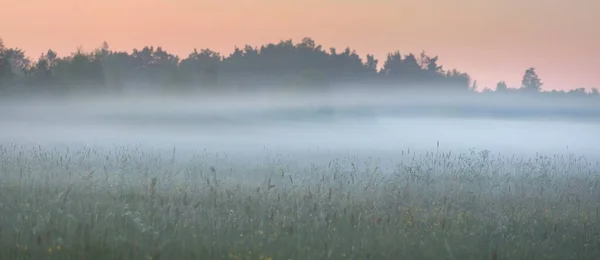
left=0, top=37, right=598, bottom=98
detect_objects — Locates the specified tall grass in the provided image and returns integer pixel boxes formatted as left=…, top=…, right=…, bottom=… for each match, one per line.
left=0, top=143, right=599, bottom=259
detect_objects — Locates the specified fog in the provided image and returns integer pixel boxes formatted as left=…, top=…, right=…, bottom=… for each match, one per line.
left=1, top=90, right=599, bottom=163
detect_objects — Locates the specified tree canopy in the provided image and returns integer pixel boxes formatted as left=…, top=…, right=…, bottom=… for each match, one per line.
left=0, top=37, right=597, bottom=98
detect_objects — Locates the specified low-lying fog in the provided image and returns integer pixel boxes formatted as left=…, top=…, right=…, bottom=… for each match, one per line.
left=1, top=92, right=599, bottom=163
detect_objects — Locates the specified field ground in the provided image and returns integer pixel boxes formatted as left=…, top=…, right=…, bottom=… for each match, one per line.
left=0, top=144, right=599, bottom=259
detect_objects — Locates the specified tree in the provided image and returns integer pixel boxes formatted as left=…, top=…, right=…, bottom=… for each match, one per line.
left=31, top=50, right=58, bottom=86
left=0, top=41, right=31, bottom=88
left=364, top=54, right=378, bottom=74
left=495, top=81, right=508, bottom=92
left=419, top=51, right=443, bottom=74
left=380, top=51, right=426, bottom=87
left=179, top=48, right=221, bottom=88
left=381, top=51, right=403, bottom=77
left=0, top=38, right=9, bottom=85
left=444, top=69, right=471, bottom=92
left=521, top=67, right=542, bottom=93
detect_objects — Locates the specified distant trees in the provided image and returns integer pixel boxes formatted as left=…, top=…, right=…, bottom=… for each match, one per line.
left=0, top=37, right=597, bottom=99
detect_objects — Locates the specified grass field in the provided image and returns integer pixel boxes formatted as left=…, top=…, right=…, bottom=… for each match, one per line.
left=0, top=144, right=599, bottom=259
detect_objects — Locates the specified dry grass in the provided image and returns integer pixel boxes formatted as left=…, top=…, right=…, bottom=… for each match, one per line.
left=0, top=144, right=599, bottom=259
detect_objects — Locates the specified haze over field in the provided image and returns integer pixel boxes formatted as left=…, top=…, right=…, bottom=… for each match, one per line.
left=1, top=90, right=599, bottom=259
left=1, top=91, right=598, bottom=162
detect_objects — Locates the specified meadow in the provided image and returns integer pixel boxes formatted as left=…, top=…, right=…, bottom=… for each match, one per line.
left=0, top=143, right=598, bottom=260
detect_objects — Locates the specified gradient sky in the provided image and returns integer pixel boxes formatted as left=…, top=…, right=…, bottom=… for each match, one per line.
left=2, top=0, right=598, bottom=91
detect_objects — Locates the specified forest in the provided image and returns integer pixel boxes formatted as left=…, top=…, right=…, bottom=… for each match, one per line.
left=1, top=37, right=597, bottom=98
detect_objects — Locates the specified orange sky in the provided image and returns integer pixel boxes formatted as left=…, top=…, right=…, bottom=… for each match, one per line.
left=2, top=0, right=599, bottom=91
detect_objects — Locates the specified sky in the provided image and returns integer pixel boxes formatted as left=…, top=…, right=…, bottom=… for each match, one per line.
left=1, top=0, right=598, bottom=91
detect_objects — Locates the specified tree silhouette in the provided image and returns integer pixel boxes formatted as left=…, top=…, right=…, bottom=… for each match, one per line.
left=0, top=39, right=31, bottom=90
left=364, top=54, right=378, bottom=75
left=0, top=38, right=9, bottom=87
left=30, top=49, right=58, bottom=87
left=0, top=37, right=596, bottom=99
left=521, top=67, right=542, bottom=93
left=495, top=81, right=508, bottom=92
left=181, top=48, right=221, bottom=89
left=381, top=51, right=403, bottom=77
